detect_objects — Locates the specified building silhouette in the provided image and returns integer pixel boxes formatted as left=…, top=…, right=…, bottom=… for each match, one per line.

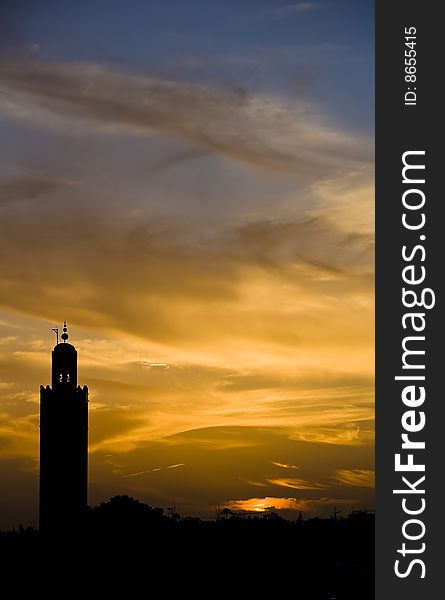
left=39, top=322, right=88, bottom=532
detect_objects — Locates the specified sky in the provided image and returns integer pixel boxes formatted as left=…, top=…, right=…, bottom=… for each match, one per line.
left=0, top=0, right=374, bottom=528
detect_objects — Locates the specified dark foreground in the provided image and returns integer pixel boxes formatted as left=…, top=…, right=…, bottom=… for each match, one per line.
left=1, top=496, right=374, bottom=598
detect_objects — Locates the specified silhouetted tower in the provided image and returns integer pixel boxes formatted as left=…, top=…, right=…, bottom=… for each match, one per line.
left=39, top=322, right=88, bottom=532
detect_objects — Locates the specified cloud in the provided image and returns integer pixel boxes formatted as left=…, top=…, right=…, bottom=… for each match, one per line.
left=259, top=3, right=318, bottom=20
left=0, top=175, right=74, bottom=206
left=143, top=148, right=209, bottom=175
left=290, top=424, right=367, bottom=445
left=244, top=479, right=270, bottom=488
left=334, top=469, right=374, bottom=488
left=0, top=55, right=374, bottom=525
left=231, top=216, right=374, bottom=275
left=0, top=59, right=373, bottom=364
left=0, top=58, right=371, bottom=175
left=224, top=497, right=299, bottom=512
left=0, top=457, right=39, bottom=529
left=0, top=207, right=373, bottom=348
left=0, top=331, right=373, bottom=455
left=267, top=477, right=328, bottom=490
left=270, top=461, right=300, bottom=470
left=122, top=463, right=185, bottom=478
left=89, top=418, right=151, bottom=452
left=0, top=410, right=39, bottom=458
left=223, top=496, right=356, bottom=515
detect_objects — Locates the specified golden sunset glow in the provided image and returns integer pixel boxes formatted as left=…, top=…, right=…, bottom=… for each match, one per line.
left=223, top=496, right=359, bottom=514
left=0, top=2, right=374, bottom=528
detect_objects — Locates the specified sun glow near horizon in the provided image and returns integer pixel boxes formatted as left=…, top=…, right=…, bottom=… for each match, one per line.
left=0, top=0, right=373, bottom=528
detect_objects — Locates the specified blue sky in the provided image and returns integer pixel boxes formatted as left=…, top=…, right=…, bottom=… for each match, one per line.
left=7, top=0, right=373, bottom=132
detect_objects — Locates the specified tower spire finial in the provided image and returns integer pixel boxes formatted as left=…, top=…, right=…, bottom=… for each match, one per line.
left=61, top=321, right=69, bottom=342
left=51, top=326, right=59, bottom=345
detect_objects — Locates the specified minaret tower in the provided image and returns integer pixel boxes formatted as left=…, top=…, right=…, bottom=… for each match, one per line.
left=39, top=322, right=88, bottom=532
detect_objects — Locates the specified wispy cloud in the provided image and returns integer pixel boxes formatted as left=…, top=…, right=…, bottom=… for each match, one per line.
left=334, top=469, right=375, bottom=488
left=223, top=496, right=356, bottom=514
left=0, top=208, right=374, bottom=348
left=267, top=477, right=328, bottom=490
left=0, top=50, right=373, bottom=525
left=244, top=479, right=270, bottom=488
left=0, top=58, right=371, bottom=175
left=270, top=461, right=300, bottom=470
left=122, top=463, right=185, bottom=478
left=122, top=468, right=160, bottom=478
left=258, top=3, right=318, bottom=21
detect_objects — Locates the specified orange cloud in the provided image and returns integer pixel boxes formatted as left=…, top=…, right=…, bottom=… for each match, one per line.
left=270, top=461, right=300, bottom=470
left=267, top=477, right=328, bottom=490
left=0, top=51, right=374, bottom=526
left=334, top=469, right=375, bottom=488
left=122, top=463, right=185, bottom=478
left=223, top=496, right=358, bottom=514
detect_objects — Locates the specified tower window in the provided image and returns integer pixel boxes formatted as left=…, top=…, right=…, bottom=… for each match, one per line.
left=66, top=373, right=70, bottom=382
left=59, top=373, right=63, bottom=383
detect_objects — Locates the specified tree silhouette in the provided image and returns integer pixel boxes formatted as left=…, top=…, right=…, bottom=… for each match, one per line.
left=0, top=496, right=374, bottom=599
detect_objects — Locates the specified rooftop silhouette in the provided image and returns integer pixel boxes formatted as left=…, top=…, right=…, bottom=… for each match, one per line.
left=1, top=495, right=374, bottom=599
left=8, top=325, right=374, bottom=597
